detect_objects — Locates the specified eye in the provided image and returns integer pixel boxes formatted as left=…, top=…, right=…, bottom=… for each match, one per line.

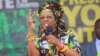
left=40, top=16, right=44, bottom=19
left=47, top=16, right=54, bottom=19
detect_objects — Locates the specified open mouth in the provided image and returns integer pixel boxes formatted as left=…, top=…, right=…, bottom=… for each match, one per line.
left=45, top=24, right=48, bottom=27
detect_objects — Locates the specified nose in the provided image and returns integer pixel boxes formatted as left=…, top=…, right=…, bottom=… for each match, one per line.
left=44, top=17, right=48, bottom=22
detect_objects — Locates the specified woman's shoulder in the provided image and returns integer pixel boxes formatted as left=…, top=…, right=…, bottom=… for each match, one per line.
left=61, top=29, right=77, bottom=39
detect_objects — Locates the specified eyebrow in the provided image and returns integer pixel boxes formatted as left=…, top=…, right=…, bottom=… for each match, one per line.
left=40, top=15, right=54, bottom=18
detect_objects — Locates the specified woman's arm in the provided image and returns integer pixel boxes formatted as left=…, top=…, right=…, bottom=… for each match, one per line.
left=56, top=39, right=81, bottom=56
left=63, top=49, right=81, bottom=56
left=46, top=35, right=81, bottom=56
left=28, top=41, right=39, bottom=56
left=27, top=9, right=39, bottom=56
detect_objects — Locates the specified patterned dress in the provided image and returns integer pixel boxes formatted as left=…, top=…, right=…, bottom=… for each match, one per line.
left=34, top=30, right=81, bottom=56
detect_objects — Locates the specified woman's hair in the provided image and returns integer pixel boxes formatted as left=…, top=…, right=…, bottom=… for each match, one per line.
left=38, top=1, right=67, bottom=37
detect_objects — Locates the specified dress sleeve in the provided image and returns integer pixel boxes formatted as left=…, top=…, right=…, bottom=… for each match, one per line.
left=60, top=30, right=81, bottom=53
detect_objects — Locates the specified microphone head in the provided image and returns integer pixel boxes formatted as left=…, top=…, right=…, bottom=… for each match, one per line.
left=45, top=26, right=53, bottom=35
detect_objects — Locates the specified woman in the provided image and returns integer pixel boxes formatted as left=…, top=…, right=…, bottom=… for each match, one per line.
left=27, top=1, right=81, bottom=56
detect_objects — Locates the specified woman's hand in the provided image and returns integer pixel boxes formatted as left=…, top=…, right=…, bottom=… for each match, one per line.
left=27, top=9, right=36, bottom=41
left=46, top=35, right=63, bottom=49
left=28, top=9, right=36, bottom=33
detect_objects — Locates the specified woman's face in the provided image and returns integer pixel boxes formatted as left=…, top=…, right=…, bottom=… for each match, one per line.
left=39, top=10, right=56, bottom=30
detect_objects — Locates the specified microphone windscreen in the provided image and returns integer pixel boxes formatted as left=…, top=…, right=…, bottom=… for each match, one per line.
left=46, top=26, right=53, bottom=35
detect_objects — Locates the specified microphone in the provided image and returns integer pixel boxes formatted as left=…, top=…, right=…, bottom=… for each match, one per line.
left=41, top=26, right=53, bottom=40
left=45, top=26, right=53, bottom=35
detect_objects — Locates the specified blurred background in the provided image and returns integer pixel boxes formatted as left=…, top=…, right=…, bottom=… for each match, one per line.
left=0, top=0, right=100, bottom=56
